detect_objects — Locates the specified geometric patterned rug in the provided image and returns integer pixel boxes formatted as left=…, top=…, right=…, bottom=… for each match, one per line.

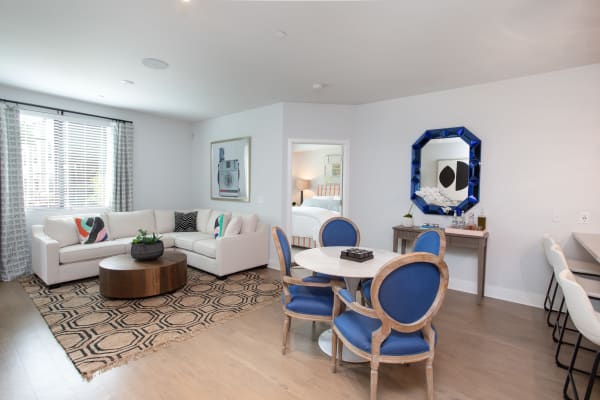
left=20, top=268, right=282, bottom=380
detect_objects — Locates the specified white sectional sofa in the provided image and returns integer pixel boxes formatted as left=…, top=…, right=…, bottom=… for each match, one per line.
left=31, top=209, right=269, bottom=286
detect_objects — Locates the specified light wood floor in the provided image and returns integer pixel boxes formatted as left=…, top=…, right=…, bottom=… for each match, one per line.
left=1, top=267, right=598, bottom=400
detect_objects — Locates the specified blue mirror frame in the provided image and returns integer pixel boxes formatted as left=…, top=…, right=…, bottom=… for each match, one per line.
left=410, top=127, right=481, bottom=215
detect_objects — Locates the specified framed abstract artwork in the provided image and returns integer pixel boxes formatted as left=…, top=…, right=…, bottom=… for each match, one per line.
left=210, top=136, right=251, bottom=202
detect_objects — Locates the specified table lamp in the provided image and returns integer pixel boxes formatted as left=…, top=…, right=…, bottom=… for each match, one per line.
left=296, top=179, right=311, bottom=205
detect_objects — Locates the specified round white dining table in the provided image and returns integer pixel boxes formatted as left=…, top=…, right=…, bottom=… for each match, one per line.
left=294, top=246, right=399, bottom=362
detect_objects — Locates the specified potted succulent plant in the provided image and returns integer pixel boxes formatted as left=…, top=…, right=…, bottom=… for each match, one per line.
left=402, top=204, right=414, bottom=227
left=131, top=229, right=164, bottom=261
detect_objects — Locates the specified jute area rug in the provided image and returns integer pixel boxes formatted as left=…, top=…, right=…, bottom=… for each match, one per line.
left=20, top=268, right=282, bottom=379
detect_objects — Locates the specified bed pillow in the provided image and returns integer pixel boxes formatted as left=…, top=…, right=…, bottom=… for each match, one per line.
left=75, top=216, right=109, bottom=244
left=174, top=211, right=198, bottom=232
left=301, top=197, right=342, bottom=212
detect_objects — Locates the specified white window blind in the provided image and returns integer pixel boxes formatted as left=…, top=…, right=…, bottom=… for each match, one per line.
left=20, top=111, right=114, bottom=209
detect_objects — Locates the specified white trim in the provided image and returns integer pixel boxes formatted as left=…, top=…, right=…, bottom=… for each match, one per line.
left=285, top=138, right=350, bottom=236
left=449, top=277, right=545, bottom=309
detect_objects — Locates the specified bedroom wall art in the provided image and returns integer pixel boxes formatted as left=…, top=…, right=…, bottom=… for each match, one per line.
left=210, top=136, right=251, bottom=202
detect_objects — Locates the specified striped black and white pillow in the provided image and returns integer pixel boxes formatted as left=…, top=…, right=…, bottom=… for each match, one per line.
left=174, top=211, right=198, bottom=232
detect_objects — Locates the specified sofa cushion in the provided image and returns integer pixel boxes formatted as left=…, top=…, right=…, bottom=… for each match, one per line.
left=196, top=209, right=212, bottom=233
left=59, top=241, right=126, bottom=264
left=163, top=232, right=214, bottom=251
left=111, top=236, right=175, bottom=253
left=193, top=239, right=217, bottom=259
left=224, top=216, right=242, bottom=237
left=240, top=214, right=258, bottom=234
left=160, top=236, right=175, bottom=248
left=75, top=216, right=109, bottom=244
left=154, top=210, right=175, bottom=233
left=106, top=210, right=156, bottom=239
left=175, top=211, right=198, bottom=232
left=206, top=210, right=231, bottom=233
left=44, top=216, right=80, bottom=248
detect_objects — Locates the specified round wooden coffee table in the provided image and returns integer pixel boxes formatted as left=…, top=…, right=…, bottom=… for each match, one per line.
left=99, top=252, right=187, bottom=298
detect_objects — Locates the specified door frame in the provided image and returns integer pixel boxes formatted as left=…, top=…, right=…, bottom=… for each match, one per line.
left=285, top=138, right=350, bottom=236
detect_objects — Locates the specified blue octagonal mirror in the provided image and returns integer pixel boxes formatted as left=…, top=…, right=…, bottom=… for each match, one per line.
left=410, top=126, right=481, bottom=215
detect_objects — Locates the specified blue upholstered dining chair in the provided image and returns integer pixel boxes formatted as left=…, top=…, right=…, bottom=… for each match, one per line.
left=319, top=216, right=361, bottom=247
left=307, top=216, right=361, bottom=284
left=361, top=229, right=446, bottom=306
left=272, top=226, right=342, bottom=354
left=331, top=252, right=449, bottom=400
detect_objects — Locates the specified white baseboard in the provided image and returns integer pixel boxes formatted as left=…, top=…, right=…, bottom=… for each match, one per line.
left=267, top=257, right=279, bottom=271
left=449, top=277, right=545, bottom=309
left=265, top=264, right=546, bottom=310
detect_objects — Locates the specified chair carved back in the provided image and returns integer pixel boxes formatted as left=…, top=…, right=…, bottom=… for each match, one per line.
left=272, top=226, right=294, bottom=304
left=319, top=217, right=360, bottom=247
left=272, top=226, right=292, bottom=277
left=413, top=229, right=446, bottom=259
left=369, top=253, right=449, bottom=354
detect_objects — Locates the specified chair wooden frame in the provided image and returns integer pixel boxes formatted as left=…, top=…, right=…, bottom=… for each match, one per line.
left=331, top=252, right=449, bottom=400
left=271, top=226, right=343, bottom=355
left=318, top=216, right=361, bottom=247
left=361, top=229, right=446, bottom=307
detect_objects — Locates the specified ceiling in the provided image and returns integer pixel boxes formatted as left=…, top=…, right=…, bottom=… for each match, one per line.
left=0, top=0, right=599, bottom=122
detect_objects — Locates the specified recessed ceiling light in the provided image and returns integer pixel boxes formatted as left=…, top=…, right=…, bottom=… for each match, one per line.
left=120, top=79, right=135, bottom=85
left=182, top=0, right=190, bottom=2
left=312, top=83, right=325, bottom=90
left=142, top=58, right=169, bottom=70
left=275, top=30, right=287, bottom=39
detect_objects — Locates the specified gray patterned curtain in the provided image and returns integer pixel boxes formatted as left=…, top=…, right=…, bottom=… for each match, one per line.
left=0, top=102, right=30, bottom=280
left=112, top=121, right=134, bottom=212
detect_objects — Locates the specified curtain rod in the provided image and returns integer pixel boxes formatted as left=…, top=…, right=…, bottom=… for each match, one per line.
left=0, top=98, right=133, bottom=124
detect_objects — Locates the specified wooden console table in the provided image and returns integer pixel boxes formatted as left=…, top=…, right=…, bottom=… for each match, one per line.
left=392, top=226, right=489, bottom=304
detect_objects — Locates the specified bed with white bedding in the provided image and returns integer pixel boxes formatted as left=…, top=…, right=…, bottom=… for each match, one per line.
left=291, top=184, right=341, bottom=248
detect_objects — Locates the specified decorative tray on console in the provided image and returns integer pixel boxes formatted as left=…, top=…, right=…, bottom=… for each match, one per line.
left=340, top=248, right=374, bottom=262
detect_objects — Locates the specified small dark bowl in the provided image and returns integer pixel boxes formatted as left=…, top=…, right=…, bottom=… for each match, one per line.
left=131, top=241, right=164, bottom=261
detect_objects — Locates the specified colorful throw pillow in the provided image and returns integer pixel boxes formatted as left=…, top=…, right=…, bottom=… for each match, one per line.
left=74, top=216, right=108, bottom=244
left=174, top=211, right=198, bottom=232
left=214, top=214, right=225, bottom=238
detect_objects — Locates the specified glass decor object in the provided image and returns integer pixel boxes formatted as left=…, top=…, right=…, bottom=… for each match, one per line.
left=410, top=127, right=481, bottom=215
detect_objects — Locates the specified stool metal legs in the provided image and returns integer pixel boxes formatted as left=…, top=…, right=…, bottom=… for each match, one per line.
left=563, top=333, right=600, bottom=400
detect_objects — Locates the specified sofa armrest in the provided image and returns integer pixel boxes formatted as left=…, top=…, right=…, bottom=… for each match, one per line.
left=216, top=229, right=269, bottom=273
left=31, top=225, right=60, bottom=286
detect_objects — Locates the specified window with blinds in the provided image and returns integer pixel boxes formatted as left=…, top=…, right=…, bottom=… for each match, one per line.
left=20, top=111, right=114, bottom=209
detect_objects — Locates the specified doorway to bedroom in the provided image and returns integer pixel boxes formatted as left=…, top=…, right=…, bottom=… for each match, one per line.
left=286, top=141, right=348, bottom=250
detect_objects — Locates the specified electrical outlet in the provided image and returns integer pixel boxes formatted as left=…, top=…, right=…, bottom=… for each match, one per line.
left=578, top=211, right=591, bottom=224
left=552, top=209, right=560, bottom=223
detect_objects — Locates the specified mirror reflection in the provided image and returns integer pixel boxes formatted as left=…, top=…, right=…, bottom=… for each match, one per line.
left=417, top=137, right=469, bottom=210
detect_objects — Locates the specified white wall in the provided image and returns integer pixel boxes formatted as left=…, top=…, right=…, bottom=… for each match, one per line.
left=352, top=63, right=600, bottom=306
left=0, top=84, right=195, bottom=227
left=282, top=103, right=355, bottom=229
left=191, top=104, right=284, bottom=262
left=190, top=103, right=352, bottom=264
